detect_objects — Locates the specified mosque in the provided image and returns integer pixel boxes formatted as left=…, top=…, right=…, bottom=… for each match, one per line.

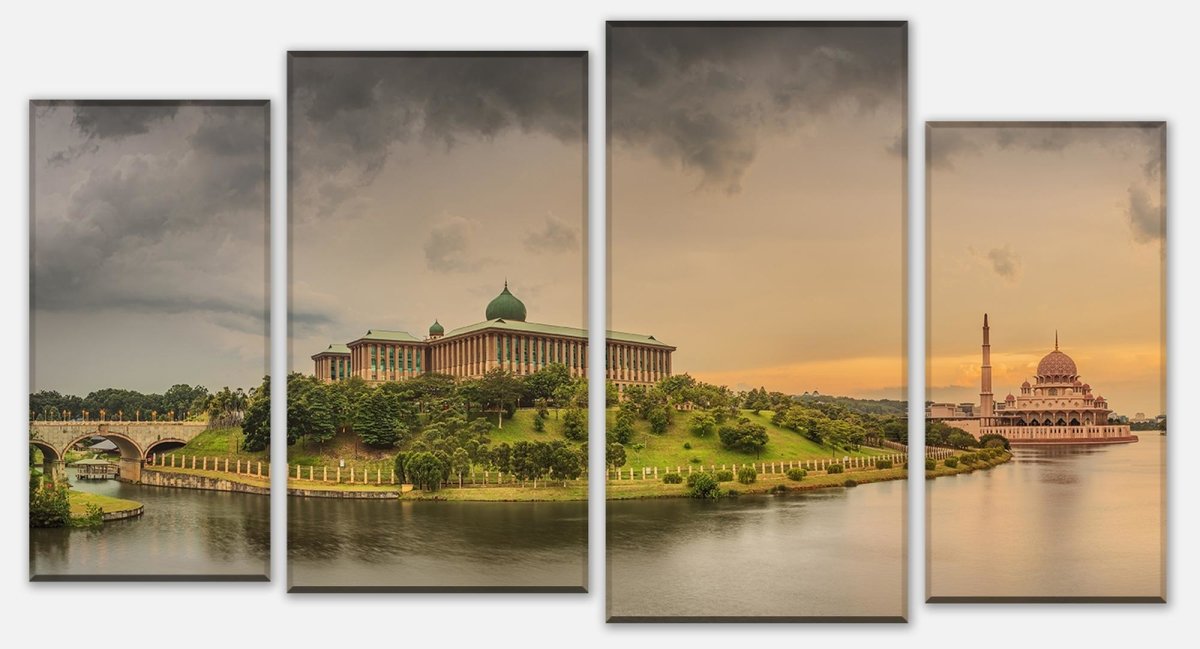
left=926, top=314, right=1136, bottom=445
left=312, top=282, right=674, bottom=394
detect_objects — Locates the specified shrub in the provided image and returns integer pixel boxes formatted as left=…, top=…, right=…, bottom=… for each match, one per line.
left=925, top=458, right=936, bottom=471
left=662, top=472, right=683, bottom=484
left=772, top=484, right=790, bottom=494
left=689, top=457, right=702, bottom=464
left=714, top=470, right=735, bottom=482
left=826, top=463, right=844, bottom=474
left=944, top=457, right=959, bottom=468
left=393, top=451, right=411, bottom=484
left=405, top=452, right=446, bottom=491
left=844, top=479, right=859, bottom=488
left=737, top=466, right=758, bottom=484
left=960, top=453, right=978, bottom=465
left=687, top=473, right=722, bottom=499
left=685, top=472, right=707, bottom=487
left=29, top=480, right=71, bottom=528
left=875, top=459, right=893, bottom=469
left=682, top=442, right=692, bottom=450
left=533, top=415, right=545, bottom=432
left=786, top=468, right=807, bottom=481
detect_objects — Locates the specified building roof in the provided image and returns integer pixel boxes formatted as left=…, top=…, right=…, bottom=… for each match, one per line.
left=350, top=329, right=423, bottom=344
left=442, top=318, right=675, bottom=348
left=312, top=343, right=350, bottom=358
left=429, top=320, right=444, bottom=335
left=485, top=282, right=527, bottom=321
left=1037, top=349, right=1078, bottom=378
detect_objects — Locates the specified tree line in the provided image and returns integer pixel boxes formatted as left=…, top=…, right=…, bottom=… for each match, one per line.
left=30, top=383, right=248, bottom=424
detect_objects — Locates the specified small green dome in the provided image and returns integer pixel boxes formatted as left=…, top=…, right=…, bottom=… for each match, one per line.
left=429, top=320, right=444, bottom=335
left=485, top=282, right=527, bottom=321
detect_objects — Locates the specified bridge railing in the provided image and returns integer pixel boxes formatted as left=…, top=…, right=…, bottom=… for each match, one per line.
left=151, top=453, right=270, bottom=479
left=285, top=463, right=587, bottom=488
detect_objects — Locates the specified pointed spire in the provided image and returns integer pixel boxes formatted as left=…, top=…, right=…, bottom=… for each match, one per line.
left=984, top=313, right=989, bottom=327
left=1055, top=330, right=1059, bottom=351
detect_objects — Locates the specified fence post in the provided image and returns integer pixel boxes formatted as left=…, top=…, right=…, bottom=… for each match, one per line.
left=323, top=466, right=328, bottom=482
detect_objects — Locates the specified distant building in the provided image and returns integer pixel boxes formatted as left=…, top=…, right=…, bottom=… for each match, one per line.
left=926, top=314, right=1136, bottom=445
left=312, top=282, right=675, bottom=395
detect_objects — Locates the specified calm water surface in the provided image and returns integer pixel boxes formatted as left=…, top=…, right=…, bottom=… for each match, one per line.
left=288, top=498, right=587, bottom=590
left=607, top=481, right=906, bottom=619
left=30, top=469, right=270, bottom=578
left=928, top=433, right=1165, bottom=599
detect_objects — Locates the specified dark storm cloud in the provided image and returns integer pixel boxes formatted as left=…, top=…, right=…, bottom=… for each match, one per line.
left=932, top=125, right=1162, bottom=179
left=524, top=213, right=579, bottom=253
left=290, top=54, right=585, bottom=205
left=608, top=25, right=906, bottom=193
left=72, top=104, right=178, bottom=139
left=33, top=104, right=268, bottom=332
left=1127, top=185, right=1163, bottom=243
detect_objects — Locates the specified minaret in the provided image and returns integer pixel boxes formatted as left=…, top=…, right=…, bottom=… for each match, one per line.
left=980, top=313, right=994, bottom=418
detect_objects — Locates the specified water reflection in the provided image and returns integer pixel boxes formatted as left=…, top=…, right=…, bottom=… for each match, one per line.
left=30, top=469, right=270, bottom=579
left=287, top=498, right=587, bottom=590
left=607, top=481, right=906, bottom=619
left=928, top=433, right=1165, bottom=600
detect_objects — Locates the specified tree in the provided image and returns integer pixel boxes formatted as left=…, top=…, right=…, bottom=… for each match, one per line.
left=548, top=443, right=584, bottom=485
left=647, top=407, right=670, bottom=434
left=490, top=442, right=513, bottom=475
left=562, top=407, right=586, bottom=441
left=405, top=452, right=445, bottom=491
left=451, top=447, right=471, bottom=487
left=353, top=388, right=402, bottom=447
left=717, top=417, right=769, bottom=457
left=394, top=451, right=411, bottom=484
left=242, top=376, right=271, bottom=452
left=606, top=442, right=627, bottom=470
left=610, top=411, right=634, bottom=444
left=689, top=410, right=717, bottom=437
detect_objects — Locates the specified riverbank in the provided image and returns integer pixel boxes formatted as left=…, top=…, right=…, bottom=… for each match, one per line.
left=141, top=466, right=269, bottom=494
left=925, top=449, right=1013, bottom=478
left=68, top=490, right=143, bottom=522
left=607, top=465, right=909, bottom=499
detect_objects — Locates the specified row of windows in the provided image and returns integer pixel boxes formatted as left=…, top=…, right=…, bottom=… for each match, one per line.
left=327, top=357, right=349, bottom=380
left=367, top=345, right=421, bottom=373
left=495, top=335, right=582, bottom=368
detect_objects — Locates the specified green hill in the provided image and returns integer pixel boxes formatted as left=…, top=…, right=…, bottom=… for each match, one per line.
left=608, top=408, right=887, bottom=470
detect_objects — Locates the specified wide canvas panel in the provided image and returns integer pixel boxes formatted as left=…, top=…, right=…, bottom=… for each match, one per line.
left=29, top=100, right=271, bottom=580
left=287, top=52, right=589, bottom=592
left=605, top=22, right=909, bottom=621
left=925, top=122, right=1166, bottom=602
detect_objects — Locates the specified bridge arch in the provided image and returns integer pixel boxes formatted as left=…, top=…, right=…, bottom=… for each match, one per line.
left=144, top=438, right=187, bottom=458
left=64, top=431, right=145, bottom=461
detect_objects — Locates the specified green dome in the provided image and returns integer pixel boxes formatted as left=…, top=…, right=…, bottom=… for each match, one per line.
left=485, top=282, right=527, bottom=321
left=429, top=320, right=444, bottom=335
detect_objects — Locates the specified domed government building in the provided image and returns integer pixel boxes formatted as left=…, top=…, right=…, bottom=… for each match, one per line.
left=926, top=314, right=1136, bottom=445
left=311, top=282, right=675, bottom=394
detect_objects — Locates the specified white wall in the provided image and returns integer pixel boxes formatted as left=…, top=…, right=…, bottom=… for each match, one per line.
left=1, top=1, right=1194, bottom=646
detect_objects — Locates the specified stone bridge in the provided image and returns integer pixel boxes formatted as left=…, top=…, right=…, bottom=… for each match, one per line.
left=30, top=421, right=209, bottom=483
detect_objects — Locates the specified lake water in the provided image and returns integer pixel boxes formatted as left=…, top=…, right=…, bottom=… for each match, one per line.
left=607, top=481, right=907, bottom=620
left=288, top=497, right=587, bottom=591
left=30, top=469, right=270, bottom=579
left=927, top=433, right=1165, bottom=600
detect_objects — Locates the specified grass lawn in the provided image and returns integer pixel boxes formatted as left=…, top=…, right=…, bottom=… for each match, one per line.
left=176, top=427, right=268, bottom=462
left=610, top=408, right=889, bottom=470
left=68, top=490, right=141, bottom=516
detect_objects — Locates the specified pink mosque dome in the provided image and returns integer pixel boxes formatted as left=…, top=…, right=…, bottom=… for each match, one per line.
left=1021, top=380, right=1031, bottom=388
left=1037, top=349, right=1078, bottom=378
left=1005, top=393, right=1015, bottom=402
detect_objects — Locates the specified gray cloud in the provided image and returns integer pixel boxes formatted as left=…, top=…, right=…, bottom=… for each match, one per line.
left=932, top=124, right=1163, bottom=179
left=1127, top=185, right=1163, bottom=243
left=290, top=54, right=585, bottom=220
left=423, top=215, right=487, bottom=272
left=524, top=213, right=579, bottom=253
left=72, top=104, right=178, bottom=139
left=986, top=245, right=1022, bottom=280
left=609, top=24, right=906, bottom=193
left=33, top=104, right=268, bottom=335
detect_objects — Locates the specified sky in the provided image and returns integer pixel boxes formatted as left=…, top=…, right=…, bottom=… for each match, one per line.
left=927, top=123, right=1166, bottom=417
left=608, top=24, right=908, bottom=399
left=288, top=54, right=587, bottom=371
left=31, top=102, right=268, bottom=396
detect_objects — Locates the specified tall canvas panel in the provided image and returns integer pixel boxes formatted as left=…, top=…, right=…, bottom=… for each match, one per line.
left=925, top=122, right=1166, bottom=602
left=606, top=22, right=909, bottom=621
left=29, top=100, right=271, bottom=580
left=287, top=52, right=589, bottom=592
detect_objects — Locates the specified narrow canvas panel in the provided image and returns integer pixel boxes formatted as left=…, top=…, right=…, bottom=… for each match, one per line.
left=605, top=22, right=909, bottom=621
left=287, top=52, right=588, bottom=592
left=29, top=100, right=271, bottom=580
left=925, top=122, right=1166, bottom=602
